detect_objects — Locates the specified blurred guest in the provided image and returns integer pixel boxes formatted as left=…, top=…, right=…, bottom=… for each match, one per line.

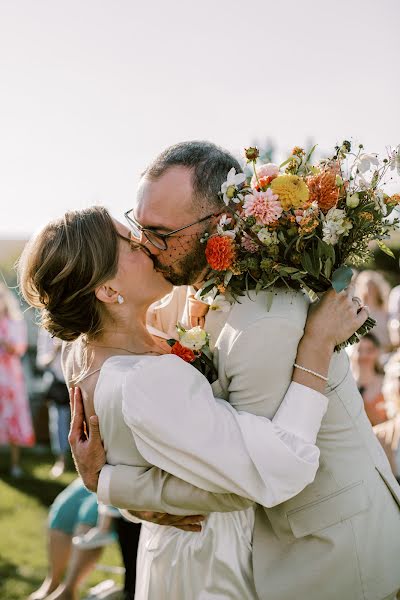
left=374, top=350, right=400, bottom=483
left=0, top=282, right=34, bottom=477
left=36, top=328, right=70, bottom=478
left=72, top=503, right=120, bottom=550
left=351, top=333, right=388, bottom=426
left=354, top=270, right=391, bottom=352
left=28, top=478, right=114, bottom=600
left=388, top=279, right=400, bottom=349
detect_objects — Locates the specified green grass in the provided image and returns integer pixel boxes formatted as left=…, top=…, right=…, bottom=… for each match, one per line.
left=0, top=450, right=124, bottom=600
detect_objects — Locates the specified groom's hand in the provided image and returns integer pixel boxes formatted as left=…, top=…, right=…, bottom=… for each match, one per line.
left=128, top=510, right=205, bottom=532
left=68, top=387, right=106, bottom=492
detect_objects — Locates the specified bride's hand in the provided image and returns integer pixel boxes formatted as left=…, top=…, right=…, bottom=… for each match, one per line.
left=304, top=286, right=369, bottom=349
left=68, top=387, right=106, bottom=492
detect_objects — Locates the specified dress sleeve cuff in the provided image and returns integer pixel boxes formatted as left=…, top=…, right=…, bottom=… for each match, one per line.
left=273, top=381, right=328, bottom=444
left=97, top=465, right=113, bottom=505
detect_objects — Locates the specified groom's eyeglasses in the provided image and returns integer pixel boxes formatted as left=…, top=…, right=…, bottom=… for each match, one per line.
left=124, top=209, right=222, bottom=251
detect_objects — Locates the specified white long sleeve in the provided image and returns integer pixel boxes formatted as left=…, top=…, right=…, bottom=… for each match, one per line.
left=121, top=354, right=328, bottom=508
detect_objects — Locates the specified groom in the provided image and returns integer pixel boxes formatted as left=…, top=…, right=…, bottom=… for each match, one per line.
left=70, top=141, right=400, bottom=600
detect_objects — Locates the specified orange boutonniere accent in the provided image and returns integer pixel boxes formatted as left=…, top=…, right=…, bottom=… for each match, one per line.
left=205, top=236, right=236, bottom=271
left=170, top=341, right=196, bottom=363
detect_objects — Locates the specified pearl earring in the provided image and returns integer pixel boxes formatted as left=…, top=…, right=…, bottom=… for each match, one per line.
left=117, top=294, right=124, bottom=305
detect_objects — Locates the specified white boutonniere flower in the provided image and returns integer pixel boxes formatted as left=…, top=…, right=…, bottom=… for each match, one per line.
left=179, top=326, right=208, bottom=351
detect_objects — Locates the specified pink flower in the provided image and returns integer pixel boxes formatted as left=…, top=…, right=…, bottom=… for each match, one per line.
left=251, top=163, right=279, bottom=188
left=241, top=234, right=260, bottom=253
left=294, top=208, right=304, bottom=224
left=243, top=189, right=283, bottom=225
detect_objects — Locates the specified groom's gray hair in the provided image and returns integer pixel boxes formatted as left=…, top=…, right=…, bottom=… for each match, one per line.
left=143, top=141, right=242, bottom=211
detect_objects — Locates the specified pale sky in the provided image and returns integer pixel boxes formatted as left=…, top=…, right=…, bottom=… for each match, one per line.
left=1, top=0, right=399, bottom=237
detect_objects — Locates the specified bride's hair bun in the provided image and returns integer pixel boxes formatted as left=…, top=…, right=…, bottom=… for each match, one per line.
left=18, top=206, right=119, bottom=342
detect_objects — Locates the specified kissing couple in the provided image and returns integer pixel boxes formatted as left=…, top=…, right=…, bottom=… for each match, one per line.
left=20, top=141, right=400, bottom=600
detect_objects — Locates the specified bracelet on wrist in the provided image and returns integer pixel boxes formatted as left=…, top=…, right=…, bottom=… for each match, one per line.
left=293, top=363, right=328, bottom=382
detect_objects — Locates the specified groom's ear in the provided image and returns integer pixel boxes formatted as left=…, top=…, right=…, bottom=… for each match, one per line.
left=95, top=285, right=119, bottom=305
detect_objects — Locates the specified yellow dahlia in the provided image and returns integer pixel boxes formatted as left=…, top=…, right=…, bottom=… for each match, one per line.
left=270, top=175, right=310, bottom=210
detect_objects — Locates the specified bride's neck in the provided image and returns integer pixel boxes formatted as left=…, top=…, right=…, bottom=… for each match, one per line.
left=93, top=304, right=156, bottom=352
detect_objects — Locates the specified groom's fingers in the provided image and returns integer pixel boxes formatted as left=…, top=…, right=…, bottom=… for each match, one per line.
left=173, top=524, right=202, bottom=532
left=134, top=511, right=205, bottom=528
left=158, top=514, right=205, bottom=527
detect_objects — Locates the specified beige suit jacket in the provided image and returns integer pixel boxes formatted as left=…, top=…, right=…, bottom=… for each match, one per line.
left=106, top=286, right=400, bottom=600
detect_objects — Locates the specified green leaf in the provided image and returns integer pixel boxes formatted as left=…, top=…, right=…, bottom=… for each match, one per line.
left=301, top=248, right=321, bottom=279
left=305, top=144, right=318, bottom=163
left=323, top=257, right=333, bottom=279
left=279, top=157, right=293, bottom=169
left=278, top=266, right=300, bottom=274
left=224, top=271, right=233, bottom=286
left=266, top=289, right=274, bottom=311
left=199, top=279, right=217, bottom=297
left=331, top=265, right=353, bottom=292
left=290, top=271, right=305, bottom=281
left=377, top=241, right=395, bottom=259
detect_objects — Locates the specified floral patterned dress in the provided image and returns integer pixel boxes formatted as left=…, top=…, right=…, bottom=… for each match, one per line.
left=0, top=317, right=35, bottom=446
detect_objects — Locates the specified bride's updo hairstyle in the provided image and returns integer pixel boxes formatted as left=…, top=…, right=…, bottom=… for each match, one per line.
left=19, top=206, right=119, bottom=342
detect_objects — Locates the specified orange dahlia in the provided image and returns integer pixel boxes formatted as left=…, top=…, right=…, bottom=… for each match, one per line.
left=205, top=236, right=236, bottom=271
left=307, top=169, right=339, bottom=213
left=170, top=341, right=196, bottom=363
left=387, top=193, right=400, bottom=205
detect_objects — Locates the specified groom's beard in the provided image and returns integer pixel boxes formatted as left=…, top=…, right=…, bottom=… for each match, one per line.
left=152, top=236, right=208, bottom=287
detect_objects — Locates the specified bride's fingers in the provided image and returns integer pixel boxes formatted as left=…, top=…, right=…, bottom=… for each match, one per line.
left=69, top=387, right=85, bottom=443
left=69, top=387, right=75, bottom=413
left=88, top=415, right=101, bottom=440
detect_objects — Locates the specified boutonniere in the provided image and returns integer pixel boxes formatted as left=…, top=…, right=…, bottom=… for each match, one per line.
left=167, top=324, right=217, bottom=382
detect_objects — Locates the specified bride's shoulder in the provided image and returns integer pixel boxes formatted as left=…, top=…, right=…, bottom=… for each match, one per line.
left=121, top=354, right=202, bottom=394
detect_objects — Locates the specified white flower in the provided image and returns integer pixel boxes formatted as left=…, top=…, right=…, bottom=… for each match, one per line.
left=346, top=192, right=360, bottom=208
left=218, top=214, right=232, bottom=228
left=217, top=214, right=238, bottom=238
left=179, top=326, right=208, bottom=351
left=389, top=145, right=400, bottom=175
left=357, top=173, right=371, bottom=189
left=322, top=222, right=340, bottom=245
left=220, top=168, right=246, bottom=206
left=354, top=153, right=380, bottom=174
left=208, top=294, right=231, bottom=313
left=257, top=228, right=278, bottom=246
left=322, top=208, right=352, bottom=245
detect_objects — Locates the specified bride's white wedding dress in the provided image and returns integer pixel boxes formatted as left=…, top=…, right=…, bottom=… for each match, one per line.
left=94, top=353, right=327, bottom=599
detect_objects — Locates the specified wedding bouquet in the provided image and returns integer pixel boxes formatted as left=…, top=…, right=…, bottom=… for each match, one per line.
left=199, top=141, right=400, bottom=350
left=168, top=324, right=217, bottom=381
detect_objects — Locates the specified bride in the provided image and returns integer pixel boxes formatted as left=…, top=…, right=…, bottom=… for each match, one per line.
left=19, top=206, right=367, bottom=599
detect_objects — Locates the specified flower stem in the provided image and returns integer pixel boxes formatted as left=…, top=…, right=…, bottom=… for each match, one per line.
left=334, top=316, right=376, bottom=352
